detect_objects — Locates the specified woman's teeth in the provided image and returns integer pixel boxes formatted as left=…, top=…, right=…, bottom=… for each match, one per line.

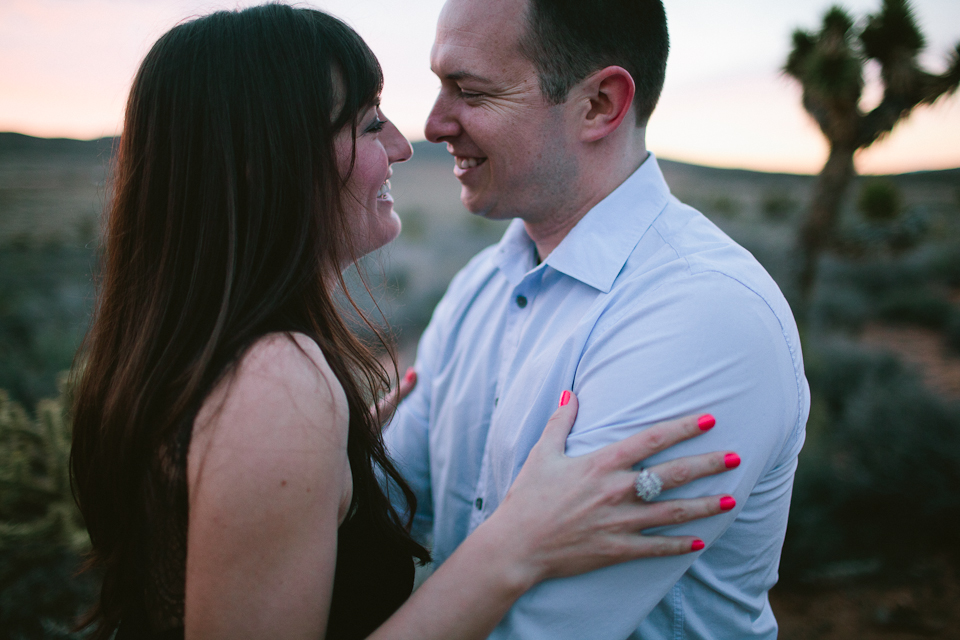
left=377, top=180, right=391, bottom=198
left=456, top=157, right=486, bottom=169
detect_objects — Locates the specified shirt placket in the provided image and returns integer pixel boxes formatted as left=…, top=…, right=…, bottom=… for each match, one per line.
left=467, top=272, right=540, bottom=533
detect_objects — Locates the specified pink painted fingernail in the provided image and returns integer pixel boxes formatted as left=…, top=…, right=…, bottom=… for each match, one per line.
left=698, top=414, right=715, bottom=431
left=404, top=368, right=416, bottom=384
left=724, top=453, right=741, bottom=469
left=720, top=496, right=736, bottom=511
left=559, top=390, right=571, bottom=407
left=691, top=539, right=705, bottom=551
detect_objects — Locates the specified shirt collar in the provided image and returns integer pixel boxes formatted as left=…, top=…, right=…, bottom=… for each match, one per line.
left=493, top=153, right=671, bottom=293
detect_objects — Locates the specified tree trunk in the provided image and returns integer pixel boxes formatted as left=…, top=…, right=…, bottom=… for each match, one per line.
left=797, top=144, right=857, bottom=303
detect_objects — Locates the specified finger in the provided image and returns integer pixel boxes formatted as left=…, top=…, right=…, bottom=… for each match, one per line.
left=593, top=413, right=716, bottom=470
left=372, top=368, right=417, bottom=427
left=535, top=390, right=580, bottom=451
left=642, top=450, right=740, bottom=492
left=397, top=367, right=417, bottom=401
left=626, top=494, right=736, bottom=531
left=610, top=535, right=707, bottom=560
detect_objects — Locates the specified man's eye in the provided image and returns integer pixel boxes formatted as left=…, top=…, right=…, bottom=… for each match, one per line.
left=459, top=89, right=482, bottom=100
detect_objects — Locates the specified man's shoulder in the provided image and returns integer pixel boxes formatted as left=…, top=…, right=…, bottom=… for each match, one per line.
left=617, top=196, right=795, bottom=324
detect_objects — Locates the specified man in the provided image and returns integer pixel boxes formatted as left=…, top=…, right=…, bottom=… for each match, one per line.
left=385, top=0, right=809, bottom=637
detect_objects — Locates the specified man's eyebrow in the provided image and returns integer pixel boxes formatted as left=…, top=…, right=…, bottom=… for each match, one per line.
left=443, top=71, right=494, bottom=84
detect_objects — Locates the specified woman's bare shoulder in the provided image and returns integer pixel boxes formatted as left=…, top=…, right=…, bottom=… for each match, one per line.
left=189, top=332, right=350, bottom=488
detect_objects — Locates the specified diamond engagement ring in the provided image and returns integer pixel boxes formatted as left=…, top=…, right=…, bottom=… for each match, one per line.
left=634, top=469, right=664, bottom=501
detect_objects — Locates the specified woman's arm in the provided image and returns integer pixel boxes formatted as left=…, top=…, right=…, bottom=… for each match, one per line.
left=185, top=333, right=351, bottom=639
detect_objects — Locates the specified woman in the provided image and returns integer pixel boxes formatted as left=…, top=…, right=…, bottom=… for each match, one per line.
left=69, top=5, right=738, bottom=639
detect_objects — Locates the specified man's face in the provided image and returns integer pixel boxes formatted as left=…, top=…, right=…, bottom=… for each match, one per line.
left=425, top=0, right=578, bottom=221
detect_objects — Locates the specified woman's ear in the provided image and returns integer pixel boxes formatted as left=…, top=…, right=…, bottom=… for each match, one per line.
left=576, top=66, right=636, bottom=143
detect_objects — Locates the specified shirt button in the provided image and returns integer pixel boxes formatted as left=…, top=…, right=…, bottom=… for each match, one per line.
left=516, top=295, right=528, bottom=308
left=475, top=497, right=483, bottom=510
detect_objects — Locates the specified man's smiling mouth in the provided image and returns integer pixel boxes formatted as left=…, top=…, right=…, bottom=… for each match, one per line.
left=455, top=156, right=487, bottom=169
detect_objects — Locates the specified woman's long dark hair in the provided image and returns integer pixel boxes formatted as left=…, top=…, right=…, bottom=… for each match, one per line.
left=69, top=5, right=428, bottom=637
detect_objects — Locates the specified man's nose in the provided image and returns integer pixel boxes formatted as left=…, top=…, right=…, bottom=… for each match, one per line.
left=424, top=93, right=460, bottom=143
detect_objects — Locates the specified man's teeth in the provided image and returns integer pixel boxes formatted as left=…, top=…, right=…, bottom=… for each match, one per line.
left=377, top=180, right=391, bottom=198
left=456, top=157, right=485, bottom=169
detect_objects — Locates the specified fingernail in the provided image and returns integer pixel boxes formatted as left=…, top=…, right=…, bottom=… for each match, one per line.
left=724, top=453, right=741, bottom=469
left=404, top=368, right=415, bottom=383
left=691, top=539, right=705, bottom=551
left=697, top=414, right=715, bottom=431
left=720, top=496, right=736, bottom=511
left=559, top=390, right=571, bottom=407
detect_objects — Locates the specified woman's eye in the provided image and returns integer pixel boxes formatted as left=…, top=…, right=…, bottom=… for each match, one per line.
left=366, top=117, right=386, bottom=133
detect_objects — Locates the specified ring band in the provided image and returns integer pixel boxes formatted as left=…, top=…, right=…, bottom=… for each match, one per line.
left=634, top=469, right=664, bottom=501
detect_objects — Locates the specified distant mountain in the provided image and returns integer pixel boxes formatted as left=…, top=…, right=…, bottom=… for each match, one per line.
left=0, top=132, right=117, bottom=156
left=2, top=133, right=957, bottom=182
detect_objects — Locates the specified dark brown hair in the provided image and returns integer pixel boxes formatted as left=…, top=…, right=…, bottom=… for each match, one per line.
left=518, top=0, right=669, bottom=126
left=69, top=5, right=427, bottom=637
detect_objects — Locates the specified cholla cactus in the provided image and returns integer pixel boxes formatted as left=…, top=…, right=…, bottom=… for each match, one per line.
left=0, top=378, right=89, bottom=555
left=785, top=0, right=960, bottom=300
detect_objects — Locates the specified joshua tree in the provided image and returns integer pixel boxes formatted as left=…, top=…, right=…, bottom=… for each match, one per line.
left=785, top=0, right=960, bottom=300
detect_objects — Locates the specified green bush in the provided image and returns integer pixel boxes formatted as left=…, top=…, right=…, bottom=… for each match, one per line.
left=781, top=341, right=960, bottom=583
left=0, top=381, right=96, bottom=639
left=875, top=289, right=953, bottom=329
left=858, top=179, right=902, bottom=222
left=761, top=191, right=796, bottom=221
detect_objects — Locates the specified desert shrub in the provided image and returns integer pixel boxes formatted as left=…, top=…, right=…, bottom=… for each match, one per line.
left=0, top=381, right=96, bottom=639
left=781, top=341, right=960, bottom=583
left=858, top=179, right=902, bottom=222
left=709, top=195, right=741, bottom=218
left=811, top=284, right=872, bottom=331
left=947, top=309, right=960, bottom=355
left=761, top=191, right=796, bottom=221
left=875, top=288, right=953, bottom=329
left=0, top=247, right=95, bottom=409
left=930, top=246, right=960, bottom=287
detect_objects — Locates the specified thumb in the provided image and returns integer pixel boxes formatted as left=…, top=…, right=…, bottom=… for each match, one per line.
left=537, top=390, right=579, bottom=452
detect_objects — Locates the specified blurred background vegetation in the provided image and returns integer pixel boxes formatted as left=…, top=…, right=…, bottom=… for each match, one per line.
left=1, top=1, right=959, bottom=636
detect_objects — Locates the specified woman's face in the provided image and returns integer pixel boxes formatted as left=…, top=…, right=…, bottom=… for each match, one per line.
left=336, top=105, right=413, bottom=261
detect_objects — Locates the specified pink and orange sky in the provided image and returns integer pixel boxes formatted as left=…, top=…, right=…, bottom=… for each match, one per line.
left=1, top=0, right=958, bottom=174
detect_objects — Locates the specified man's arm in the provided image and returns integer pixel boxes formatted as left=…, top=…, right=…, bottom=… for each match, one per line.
left=383, top=299, right=450, bottom=542
left=492, top=272, right=807, bottom=639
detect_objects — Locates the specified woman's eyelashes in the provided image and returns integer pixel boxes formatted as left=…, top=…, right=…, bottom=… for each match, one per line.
left=365, top=115, right=386, bottom=134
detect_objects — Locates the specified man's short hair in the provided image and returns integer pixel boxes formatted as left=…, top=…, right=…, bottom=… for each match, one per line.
left=518, top=0, right=669, bottom=126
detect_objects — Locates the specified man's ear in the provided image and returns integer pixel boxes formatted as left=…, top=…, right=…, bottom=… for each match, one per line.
left=577, top=66, right=636, bottom=142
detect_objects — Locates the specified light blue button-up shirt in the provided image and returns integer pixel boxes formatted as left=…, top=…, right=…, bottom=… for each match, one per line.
left=385, top=155, right=808, bottom=639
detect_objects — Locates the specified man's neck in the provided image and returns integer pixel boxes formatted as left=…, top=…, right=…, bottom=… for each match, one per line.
left=524, top=148, right=649, bottom=259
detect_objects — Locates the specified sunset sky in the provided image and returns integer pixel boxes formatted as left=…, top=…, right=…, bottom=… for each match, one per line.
left=1, top=0, right=958, bottom=174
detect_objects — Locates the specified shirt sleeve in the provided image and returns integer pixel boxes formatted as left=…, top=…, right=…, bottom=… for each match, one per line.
left=490, top=271, right=806, bottom=639
left=383, top=294, right=447, bottom=543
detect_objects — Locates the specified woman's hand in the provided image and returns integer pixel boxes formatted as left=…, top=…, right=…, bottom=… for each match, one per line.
left=487, top=391, right=737, bottom=587
left=372, top=367, right=417, bottom=430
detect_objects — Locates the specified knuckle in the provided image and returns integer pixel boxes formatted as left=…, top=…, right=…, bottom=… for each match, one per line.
left=668, top=465, right=691, bottom=486
left=644, top=428, right=668, bottom=451
left=668, top=504, right=688, bottom=525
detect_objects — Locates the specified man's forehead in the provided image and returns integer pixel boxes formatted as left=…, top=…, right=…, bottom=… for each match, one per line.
left=432, top=0, right=528, bottom=74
